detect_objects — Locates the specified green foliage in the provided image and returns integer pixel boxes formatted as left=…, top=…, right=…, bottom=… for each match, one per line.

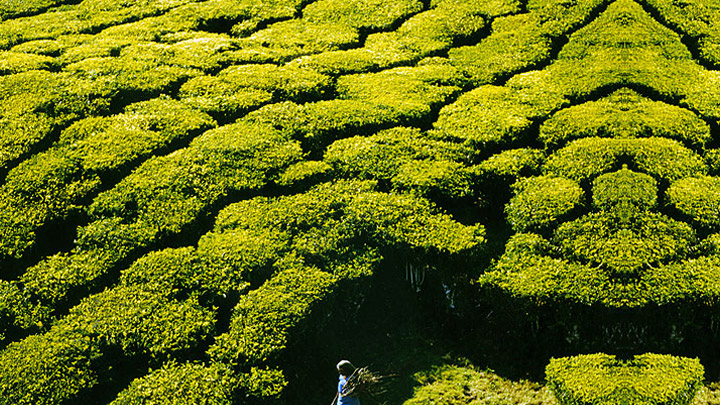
left=179, top=64, right=331, bottom=121
left=60, top=97, right=216, bottom=172
left=336, top=64, right=466, bottom=120
left=0, top=0, right=72, bottom=20
left=324, top=127, right=466, bottom=182
left=667, top=176, right=720, bottom=228
left=429, top=85, right=567, bottom=150
left=539, top=89, right=712, bottom=147
left=208, top=261, right=337, bottom=365
left=405, top=363, right=557, bottom=404
left=60, top=285, right=215, bottom=359
left=21, top=249, right=115, bottom=307
left=392, top=159, right=474, bottom=199
left=217, top=180, right=484, bottom=256
left=0, top=51, right=57, bottom=74
left=111, top=361, right=240, bottom=405
left=554, top=210, right=696, bottom=274
left=592, top=167, right=657, bottom=210
left=276, top=160, right=332, bottom=187
left=0, top=281, right=45, bottom=341
left=244, top=100, right=404, bottom=152
left=505, top=176, right=584, bottom=232
left=482, top=234, right=720, bottom=307
left=88, top=121, right=301, bottom=234
left=527, top=0, right=610, bottom=37
left=477, top=148, right=545, bottom=178
left=64, top=43, right=201, bottom=98
left=289, top=0, right=516, bottom=75
left=546, top=353, right=704, bottom=405
left=449, top=14, right=552, bottom=84
left=480, top=234, right=614, bottom=306
left=240, top=20, right=360, bottom=60
left=0, top=97, right=213, bottom=261
left=0, top=149, right=100, bottom=260
left=429, top=0, right=522, bottom=17
left=641, top=0, right=720, bottom=66
left=0, top=0, right=201, bottom=48
left=20, top=121, right=300, bottom=311
left=195, top=227, right=289, bottom=292
left=0, top=331, right=101, bottom=405
left=302, top=0, right=423, bottom=31
left=543, top=137, right=707, bottom=183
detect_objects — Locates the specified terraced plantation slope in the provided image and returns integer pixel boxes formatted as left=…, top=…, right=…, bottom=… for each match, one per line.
left=2, top=0, right=720, bottom=404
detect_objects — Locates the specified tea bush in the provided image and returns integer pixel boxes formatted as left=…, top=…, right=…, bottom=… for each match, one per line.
left=539, top=89, right=712, bottom=147
left=505, top=176, right=584, bottom=232
left=667, top=176, right=720, bottom=228
left=546, top=353, right=704, bottom=405
left=111, top=361, right=241, bottom=405
left=405, top=363, right=557, bottom=405
left=179, top=64, right=331, bottom=121
left=543, top=137, right=707, bottom=183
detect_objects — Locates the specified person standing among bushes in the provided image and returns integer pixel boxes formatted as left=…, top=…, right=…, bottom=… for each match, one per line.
left=333, top=360, right=360, bottom=405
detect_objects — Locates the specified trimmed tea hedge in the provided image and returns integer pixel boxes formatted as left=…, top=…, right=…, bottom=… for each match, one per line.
left=667, top=176, right=720, bottom=228
left=179, top=64, right=332, bottom=121
left=405, top=363, right=557, bottom=405
left=554, top=210, right=696, bottom=274
left=505, top=176, right=584, bottom=232
left=324, top=127, right=468, bottom=185
left=546, top=353, right=704, bottom=405
left=543, top=137, right=707, bottom=183
left=111, top=361, right=287, bottom=404
left=111, top=361, right=241, bottom=405
left=591, top=166, right=657, bottom=210
left=429, top=85, right=567, bottom=150
left=539, top=89, right=712, bottom=147
left=0, top=98, right=214, bottom=262
left=18, top=120, right=300, bottom=310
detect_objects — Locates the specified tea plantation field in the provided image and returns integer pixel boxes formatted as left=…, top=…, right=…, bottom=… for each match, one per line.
left=2, top=0, right=720, bottom=403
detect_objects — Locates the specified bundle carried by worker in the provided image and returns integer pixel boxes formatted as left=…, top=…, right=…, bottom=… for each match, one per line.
left=341, top=366, right=387, bottom=397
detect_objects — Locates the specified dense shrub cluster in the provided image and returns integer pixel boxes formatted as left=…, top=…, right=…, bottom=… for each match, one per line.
left=539, top=89, right=711, bottom=147
left=641, top=0, right=720, bottom=66
left=405, top=362, right=557, bottom=404
left=4, top=0, right=720, bottom=401
left=546, top=353, right=704, bottom=405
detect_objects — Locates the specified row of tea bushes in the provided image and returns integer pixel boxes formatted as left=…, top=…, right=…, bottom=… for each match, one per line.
left=404, top=362, right=557, bottom=405
left=448, top=0, right=611, bottom=84
left=591, top=167, right=658, bottom=210
left=0, top=98, right=214, bottom=263
left=0, top=70, right=111, bottom=171
left=429, top=84, right=567, bottom=152
left=0, top=0, right=208, bottom=50
left=538, top=89, right=712, bottom=148
left=178, top=64, right=332, bottom=123
left=641, top=0, right=720, bottom=66
left=542, top=137, right=707, bottom=183
left=286, top=0, right=515, bottom=75
left=0, top=0, right=310, bottom=51
left=111, top=361, right=286, bottom=405
left=667, top=176, right=720, bottom=229
left=481, top=228, right=720, bottom=307
left=554, top=209, right=696, bottom=274
left=0, top=284, right=216, bottom=405
left=546, top=353, right=704, bottom=405
left=505, top=175, right=584, bottom=232
left=438, top=0, right=720, bottom=158
left=1, top=120, right=302, bottom=341
left=0, top=179, right=486, bottom=404
left=0, top=0, right=76, bottom=20
left=323, top=127, right=477, bottom=199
